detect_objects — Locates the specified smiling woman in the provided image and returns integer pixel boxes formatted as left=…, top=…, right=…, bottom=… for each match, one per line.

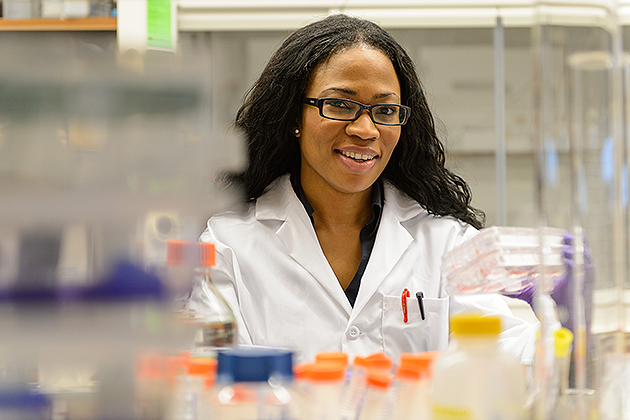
left=190, top=13, right=538, bottom=364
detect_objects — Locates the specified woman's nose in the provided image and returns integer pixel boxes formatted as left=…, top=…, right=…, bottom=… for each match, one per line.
left=345, top=110, right=380, bottom=140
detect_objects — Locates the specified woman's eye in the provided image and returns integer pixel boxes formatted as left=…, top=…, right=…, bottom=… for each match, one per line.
left=375, top=106, right=397, bottom=115
left=325, top=99, right=351, bottom=109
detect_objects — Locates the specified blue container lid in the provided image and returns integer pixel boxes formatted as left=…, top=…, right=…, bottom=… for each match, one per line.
left=217, top=348, right=293, bottom=383
left=0, top=389, right=50, bottom=408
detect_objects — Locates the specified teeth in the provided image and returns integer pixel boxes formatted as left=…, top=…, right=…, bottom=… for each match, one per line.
left=340, top=150, right=374, bottom=161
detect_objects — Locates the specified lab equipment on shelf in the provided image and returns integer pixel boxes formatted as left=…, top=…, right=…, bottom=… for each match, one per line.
left=441, top=226, right=566, bottom=295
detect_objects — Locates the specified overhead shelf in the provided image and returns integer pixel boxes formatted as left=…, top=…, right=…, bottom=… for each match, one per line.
left=0, top=17, right=116, bottom=31
left=175, top=0, right=630, bottom=30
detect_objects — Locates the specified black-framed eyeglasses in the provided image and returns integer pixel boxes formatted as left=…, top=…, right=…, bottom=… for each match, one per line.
left=302, top=97, right=411, bottom=126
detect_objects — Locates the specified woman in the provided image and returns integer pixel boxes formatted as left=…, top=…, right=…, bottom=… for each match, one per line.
left=200, top=14, right=535, bottom=364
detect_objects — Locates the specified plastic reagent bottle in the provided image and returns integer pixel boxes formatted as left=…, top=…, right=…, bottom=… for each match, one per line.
left=357, top=370, right=394, bottom=420
left=315, top=351, right=349, bottom=368
left=209, top=348, right=296, bottom=420
left=340, top=353, right=393, bottom=420
left=550, top=328, right=574, bottom=420
left=392, top=361, right=423, bottom=420
left=303, top=362, right=346, bottom=420
left=168, top=241, right=237, bottom=350
left=396, top=351, right=440, bottom=420
left=430, top=313, right=527, bottom=420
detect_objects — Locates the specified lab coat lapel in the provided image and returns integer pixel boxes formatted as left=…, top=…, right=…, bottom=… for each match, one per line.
left=257, top=176, right=352, bottom=316
left=351, top=184, right=418, bottom=317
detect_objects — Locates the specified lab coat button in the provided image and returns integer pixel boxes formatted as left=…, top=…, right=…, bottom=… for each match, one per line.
left=347, top=325, right=360, bottom=340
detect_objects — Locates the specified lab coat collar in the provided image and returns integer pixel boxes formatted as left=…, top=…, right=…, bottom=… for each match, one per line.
left=254, top=175, right=428, bottom=318
left=350, top=183, right=422, bottom=317
left=255, top=175, right=425, bottom=224
left=257, top=175, right=354, bottom=316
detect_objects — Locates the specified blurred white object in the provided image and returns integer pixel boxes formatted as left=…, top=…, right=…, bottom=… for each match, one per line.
left=168, top=241, right=237, bottom=350
left=0, top=36, right=240, bottom=420
left=62, top=0, right=89, bottom=17
left=430, top=314, right=527, bottom=420
left=442, top=226, right=566, bottom=295
left=2, top=0, right=38, bottom=18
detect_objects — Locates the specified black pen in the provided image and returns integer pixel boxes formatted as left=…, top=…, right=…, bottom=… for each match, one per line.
left=416, top=291, right=425, bottom=320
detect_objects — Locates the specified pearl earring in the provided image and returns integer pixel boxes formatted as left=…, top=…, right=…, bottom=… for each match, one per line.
left=294, top=128, right=300, bottom=135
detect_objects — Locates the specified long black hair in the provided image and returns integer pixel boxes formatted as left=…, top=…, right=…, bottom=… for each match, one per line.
left=226, top=13, right=485, bottom=229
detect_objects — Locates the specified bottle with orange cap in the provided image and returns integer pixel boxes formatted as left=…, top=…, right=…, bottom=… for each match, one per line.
left=392, top=357, right=423, bottom=420
left=357, top=370, right=394, bottom=420
left=392, top=351, right=440, bottom=420
left=340, top=352, right=393, bottom=420
left=430, top=313, right=527, bottom=420
left=167, top=241, right=236, bottom=350
left=301, top=362, right=347, bottom=420
left=315, top=351, right=349, bottom=369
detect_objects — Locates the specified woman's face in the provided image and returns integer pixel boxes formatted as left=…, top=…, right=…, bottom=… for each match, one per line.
left=299, top=45, right=402, bottom=196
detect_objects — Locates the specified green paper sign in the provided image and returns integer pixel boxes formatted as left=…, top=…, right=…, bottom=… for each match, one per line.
left=147, top=0, right=172, bottom=50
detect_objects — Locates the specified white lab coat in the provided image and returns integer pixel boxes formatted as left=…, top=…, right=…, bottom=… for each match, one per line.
left=199, top=175, right=537, bottom=364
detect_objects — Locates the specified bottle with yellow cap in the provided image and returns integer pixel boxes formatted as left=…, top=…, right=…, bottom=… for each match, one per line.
left=168, top=241, right=236, bottom=351
left=430, top=313, right=527, bottom=420
left=549, top=328, right=574, bottom=420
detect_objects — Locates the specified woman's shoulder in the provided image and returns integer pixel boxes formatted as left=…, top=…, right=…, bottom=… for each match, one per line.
left=385, top=182, right=475, bottom=231
left=205, top=175, right=293, bottom=235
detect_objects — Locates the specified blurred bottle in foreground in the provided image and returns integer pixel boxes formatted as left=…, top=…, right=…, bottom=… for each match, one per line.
left=430, top=314, right=527, bottom=420
left=209, top=348, right=296, bottom=420
left=167, top=241, right=236, bottom=354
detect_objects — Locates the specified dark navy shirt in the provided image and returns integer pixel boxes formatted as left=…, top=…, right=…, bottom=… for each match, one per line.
left=291, top=175, right=384, bottom=307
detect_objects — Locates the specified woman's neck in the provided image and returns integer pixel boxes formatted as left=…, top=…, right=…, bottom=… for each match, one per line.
left=301, top=176, right=373, bottom=230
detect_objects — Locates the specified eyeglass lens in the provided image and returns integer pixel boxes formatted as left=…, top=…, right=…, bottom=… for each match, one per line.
left=321, top=99, right=407, bottom=125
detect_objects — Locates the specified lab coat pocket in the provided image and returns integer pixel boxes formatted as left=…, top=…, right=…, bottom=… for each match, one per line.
left=381, top=295, right=449, bottom=355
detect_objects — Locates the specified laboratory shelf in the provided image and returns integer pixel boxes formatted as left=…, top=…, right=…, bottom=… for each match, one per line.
left=0, top=16, right=116, bottom=31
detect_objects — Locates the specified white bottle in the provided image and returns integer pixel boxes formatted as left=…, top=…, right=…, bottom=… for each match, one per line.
left=430, top=313, right=527, bottom=420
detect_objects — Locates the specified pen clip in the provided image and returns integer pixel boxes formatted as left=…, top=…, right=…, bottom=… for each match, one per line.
left=401, top=288, right=410, bottom=323
left=416, top=291, right=425, bottom=320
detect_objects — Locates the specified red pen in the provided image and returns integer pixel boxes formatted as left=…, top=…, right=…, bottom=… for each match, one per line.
left=401, top=288, right=410, bottom=323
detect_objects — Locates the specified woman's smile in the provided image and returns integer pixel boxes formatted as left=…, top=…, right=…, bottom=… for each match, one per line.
left=336, top=147, right=379, bottom=172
